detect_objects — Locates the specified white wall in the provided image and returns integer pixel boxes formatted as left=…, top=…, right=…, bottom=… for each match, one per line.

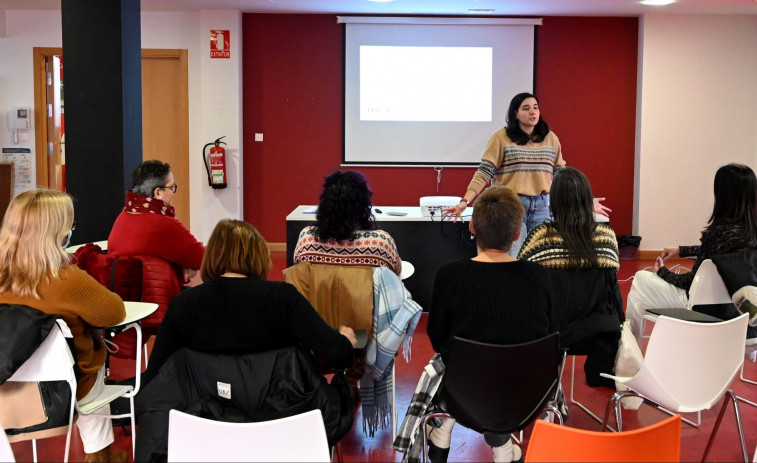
left=0, top=10, right=63, bottom=186
left=636, top=14, right=757, bottom=250
left=0, top=9, right=243, bottom=242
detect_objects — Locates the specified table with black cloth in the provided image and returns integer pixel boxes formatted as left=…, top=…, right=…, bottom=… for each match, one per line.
left=286, top=206, right=476, bottom=311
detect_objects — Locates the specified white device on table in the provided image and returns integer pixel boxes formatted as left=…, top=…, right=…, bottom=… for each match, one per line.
left=420, top=196, right=460, bottom=218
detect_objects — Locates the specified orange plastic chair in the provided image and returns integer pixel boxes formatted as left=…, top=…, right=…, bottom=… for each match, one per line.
left=525, top=414, right=681, bottom=462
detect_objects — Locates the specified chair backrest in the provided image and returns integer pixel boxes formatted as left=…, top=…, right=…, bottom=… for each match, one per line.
left=3, top=320, right=77, bottom=458
left=283, top=261, right=374, bottom=332
left=0, top=421, right=15, bottom=462
left=8, top=321, right=76, bottom=387
left=641, top=313, right=748, bottom=409
left=687, top=259, right=732, bottom=308
left=524, top=414, right=681, bottom=462
left=437, top=332, right=559, bottom=435
left=167, top=409, right=331, bottom=462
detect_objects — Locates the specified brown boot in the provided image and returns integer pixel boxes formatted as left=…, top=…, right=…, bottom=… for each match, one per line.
left=84, top=445, right=128, bottom=463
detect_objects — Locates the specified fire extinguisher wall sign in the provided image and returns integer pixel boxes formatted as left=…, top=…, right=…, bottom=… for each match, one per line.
left=203, top=137, right=228, bottom=189
left=209, top=30, right=230, bottom=59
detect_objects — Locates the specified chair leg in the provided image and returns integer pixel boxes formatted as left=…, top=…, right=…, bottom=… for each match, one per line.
left=740, top=362, right=757, bottom=386
left=543, top=403, right=563, bottom=425
left=392, top=362, right=397, bottom=442
left=420, top=412, right=451, bottom=463
left=129, top=396, right=137, bottom=456
left=601, top=391, right=636, bottom=432
left=570, top=356, right=616, bottom=431
left=736, top=394, right=757, bottom=408
left=330, top=442, right=343, bottom=462
left=702, top=390, right=748, bottom=463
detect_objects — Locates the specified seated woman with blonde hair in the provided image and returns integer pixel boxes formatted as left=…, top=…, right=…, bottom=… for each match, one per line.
left=0, top=189, right=126, bottom=463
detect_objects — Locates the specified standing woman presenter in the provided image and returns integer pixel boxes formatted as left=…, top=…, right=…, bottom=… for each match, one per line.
left=444, top=92, right=610, bottom=256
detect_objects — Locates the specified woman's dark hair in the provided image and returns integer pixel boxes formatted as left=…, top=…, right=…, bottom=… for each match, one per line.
left=314, top=171, right=375, bottom=241
left=549, top=167, right=598, bottom=268
left=131, top=160, right=171, bottom=197
left=505, top=92, right=550, bottom=145
left=709, top=163, right=757, bottom=243
left=472, top=187, right=524, bottom=252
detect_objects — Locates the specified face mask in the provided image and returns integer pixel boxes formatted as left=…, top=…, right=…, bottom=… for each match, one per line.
left=62, top=229, right=73, bottom=249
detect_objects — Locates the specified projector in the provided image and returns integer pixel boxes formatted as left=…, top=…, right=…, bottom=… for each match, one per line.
left=420, top=196, right=461, bottom=218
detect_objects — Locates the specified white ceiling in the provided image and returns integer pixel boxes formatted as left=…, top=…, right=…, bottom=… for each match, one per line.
left=1, top=0, right=757, bottom=16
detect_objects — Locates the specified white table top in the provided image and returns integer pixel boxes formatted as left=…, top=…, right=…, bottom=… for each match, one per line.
left=106, top=301, right=159, bottom=328
left=65, top=240, right=109, bottom=253
left=287, top=205, right=609, bottom=223
left=286, top=205, right=473, bottom=221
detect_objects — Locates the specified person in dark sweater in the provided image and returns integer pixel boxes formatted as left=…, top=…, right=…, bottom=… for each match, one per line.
left=142, top=219, right=357, bottom=386
left=426, top=186, right=557, bottom=463
left=627, top=163, right=757, bottom=343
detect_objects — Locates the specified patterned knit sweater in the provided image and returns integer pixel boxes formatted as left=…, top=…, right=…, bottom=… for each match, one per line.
left=294, top=226, right=402, bottom=276
left=518, top=223, right=620, bottom=270
left=467, top=128, right=566, bottom=197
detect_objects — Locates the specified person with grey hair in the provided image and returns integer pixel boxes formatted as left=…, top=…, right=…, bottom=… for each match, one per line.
left=107, top=160, right=204, bottom=278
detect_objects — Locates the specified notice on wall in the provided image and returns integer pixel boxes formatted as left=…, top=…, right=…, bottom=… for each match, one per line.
left=210, top=30, right=231, bottom=59
left=1, top=147, right=33, bottom=195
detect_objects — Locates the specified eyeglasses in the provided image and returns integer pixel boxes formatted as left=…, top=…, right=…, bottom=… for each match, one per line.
left=162, top=184, right=178, bottom=193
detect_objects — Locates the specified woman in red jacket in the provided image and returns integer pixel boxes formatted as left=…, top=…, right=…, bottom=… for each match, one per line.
left=107, top=160, right=205, bottom=282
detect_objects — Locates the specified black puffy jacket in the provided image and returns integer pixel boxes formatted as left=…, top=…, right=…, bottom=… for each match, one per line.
left=134, top=347, right=353, bottom=463
left=0, top=304, right=73, bottom=438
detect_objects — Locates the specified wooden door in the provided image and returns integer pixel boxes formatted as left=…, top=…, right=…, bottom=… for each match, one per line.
left=34, top=48, right=191, bottom=227
left=141, top=49, right=190, bottom=227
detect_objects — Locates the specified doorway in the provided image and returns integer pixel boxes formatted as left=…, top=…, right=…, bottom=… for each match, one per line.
left=33, top=47, right=191, bottom=227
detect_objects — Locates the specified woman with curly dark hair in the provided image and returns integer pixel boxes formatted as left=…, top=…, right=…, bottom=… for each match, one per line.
left=294, top=171, right=402, bottom=276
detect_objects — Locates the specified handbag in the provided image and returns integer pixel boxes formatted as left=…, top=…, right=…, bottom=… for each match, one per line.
left=613, top=320, right=644, bottom=410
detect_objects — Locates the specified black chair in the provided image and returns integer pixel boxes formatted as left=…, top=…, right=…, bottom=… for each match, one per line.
left=419, top=332, right=561, bottom=463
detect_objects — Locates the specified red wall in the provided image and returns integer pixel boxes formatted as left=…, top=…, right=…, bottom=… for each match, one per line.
left=242, top=15, right=638, bottom=242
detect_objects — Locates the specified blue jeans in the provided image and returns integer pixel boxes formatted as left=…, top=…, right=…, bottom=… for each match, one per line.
left=509, top=193, right=551, bottom=257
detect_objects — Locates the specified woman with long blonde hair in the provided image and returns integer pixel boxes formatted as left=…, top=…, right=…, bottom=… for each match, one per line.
left=0, top=189, right=126, bottom=463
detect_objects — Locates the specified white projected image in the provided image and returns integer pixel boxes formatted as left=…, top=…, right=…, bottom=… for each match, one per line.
left=360, top=46, right=492, bottom=122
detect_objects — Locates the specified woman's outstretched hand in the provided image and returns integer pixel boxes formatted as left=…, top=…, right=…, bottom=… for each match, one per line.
left=593, top=197, right=612, bottom=217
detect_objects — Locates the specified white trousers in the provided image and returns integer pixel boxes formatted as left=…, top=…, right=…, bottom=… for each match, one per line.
left=626, top=270, right=689, bottom=345
left=76, top=366, right=114, bottom=454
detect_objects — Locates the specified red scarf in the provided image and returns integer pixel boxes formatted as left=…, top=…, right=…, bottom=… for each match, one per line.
left=123, top=190, right=176, bottom=217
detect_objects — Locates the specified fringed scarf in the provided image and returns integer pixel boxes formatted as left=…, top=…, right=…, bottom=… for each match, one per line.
left=361, top=267, right=422, bottom=437
left=123, top=190, right=175, bottom=217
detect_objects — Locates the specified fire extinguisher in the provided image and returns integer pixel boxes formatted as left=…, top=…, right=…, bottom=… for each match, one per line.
left=203, top=136, right=227, bottom=189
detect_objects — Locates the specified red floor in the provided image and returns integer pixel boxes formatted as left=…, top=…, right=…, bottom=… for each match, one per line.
left=11, top=255, right=757, bottom=462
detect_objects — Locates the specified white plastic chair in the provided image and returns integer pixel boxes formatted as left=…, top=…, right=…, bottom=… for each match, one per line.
left=6, top=319, right=140, bottom=461
left=167, top=409, right=331, bottom=462
left=600, top=313, right=750, bottom=462
left=0, top=421, right=16, bottom=462
left=640, top=259, right=732, bottom=338
left=643, top=259, right=757, bottom=410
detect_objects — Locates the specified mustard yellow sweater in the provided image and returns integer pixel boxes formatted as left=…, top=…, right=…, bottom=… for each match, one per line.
left=0, top=266, right=124, bottom=399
